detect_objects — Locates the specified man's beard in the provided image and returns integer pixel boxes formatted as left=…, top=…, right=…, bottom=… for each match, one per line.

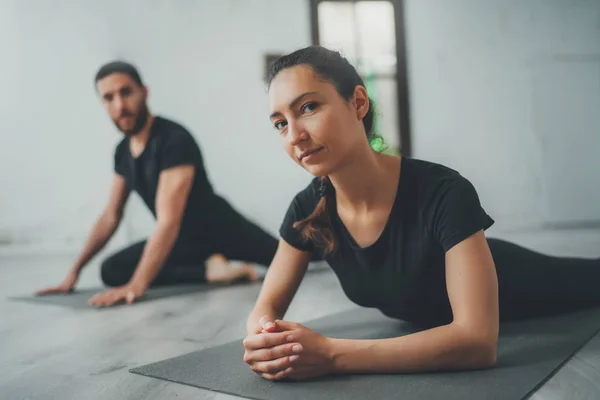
left=115, top=103, right=149, bottom=136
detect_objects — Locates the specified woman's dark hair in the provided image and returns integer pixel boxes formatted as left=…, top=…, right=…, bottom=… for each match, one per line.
left=267, top=46, right=385, bottom=254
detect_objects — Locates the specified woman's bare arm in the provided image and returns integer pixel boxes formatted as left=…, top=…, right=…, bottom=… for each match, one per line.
left=246, top=238, right=312, bottom=334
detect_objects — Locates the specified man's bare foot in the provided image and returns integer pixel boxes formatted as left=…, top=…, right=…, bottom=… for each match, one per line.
left=205, top=254, right=259, bottom=284
left=240, top=262, right=260, bottom=282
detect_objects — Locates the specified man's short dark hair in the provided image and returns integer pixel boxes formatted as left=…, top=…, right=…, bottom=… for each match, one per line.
left=94, top=61, right=144, bottom=87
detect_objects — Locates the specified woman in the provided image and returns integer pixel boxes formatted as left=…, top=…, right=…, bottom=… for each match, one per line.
left=242, top=46, right=600, bottom=381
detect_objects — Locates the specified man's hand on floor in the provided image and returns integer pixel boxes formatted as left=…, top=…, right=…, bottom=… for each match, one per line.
left=35, top=271, right=78, bottom=296
left=88, top=281, right=147, bottom=307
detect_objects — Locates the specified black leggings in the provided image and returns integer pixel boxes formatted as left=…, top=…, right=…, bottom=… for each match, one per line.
left=100, top=215, right=278, bottom=287
left=489, top=238, right=600, bottom=321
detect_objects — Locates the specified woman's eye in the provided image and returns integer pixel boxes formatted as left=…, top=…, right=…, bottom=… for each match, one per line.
left=301, top=102, right=318, bottom=113
left=274, top=120, right=287, bottom=131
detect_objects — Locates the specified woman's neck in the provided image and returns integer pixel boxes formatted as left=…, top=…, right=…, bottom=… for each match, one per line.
left=328, top=144, right=401, bottom=213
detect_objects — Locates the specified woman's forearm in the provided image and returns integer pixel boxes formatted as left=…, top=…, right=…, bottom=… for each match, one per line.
left=329, top=322, right=497, bottom=374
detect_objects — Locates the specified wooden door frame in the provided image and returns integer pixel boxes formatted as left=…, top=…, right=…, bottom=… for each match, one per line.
left=309, top=0, right=412, bottom=157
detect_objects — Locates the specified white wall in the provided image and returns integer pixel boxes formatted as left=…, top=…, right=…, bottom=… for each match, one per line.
left=405, top=0, right=600, bottom=231
left=3, top=0, right=599, bottom=254
left=0, top=0, right=312, bottom=252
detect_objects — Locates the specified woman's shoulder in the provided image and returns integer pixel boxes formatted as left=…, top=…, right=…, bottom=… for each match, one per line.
left=404, top=156, right=460, bottom=177
left=403, top=157, right=493, bottom=250
left=402, top=157, right=484, bottom=212
left=279, top=177, right=323, bottom=252
left=404, top=157, right=473, bottom=191
left=291, top=177, right=322, bottom=211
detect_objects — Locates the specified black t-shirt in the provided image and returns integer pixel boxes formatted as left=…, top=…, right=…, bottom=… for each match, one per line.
left=114, top=116, right=221, bottom=239
left=280, top=157, right=495, bottom=326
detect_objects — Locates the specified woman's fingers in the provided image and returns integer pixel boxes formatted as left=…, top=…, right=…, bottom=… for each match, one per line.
left=251, top=355, right=298, bottom=374
left=243, top=324, right=303, bottom=380
left=244, top=342, right=303, bottom=363
left=261, top=367, right=294, bottom=381
left=243, top=331, right=294, bottom=351
left=258, top=315, right=276, bottom=333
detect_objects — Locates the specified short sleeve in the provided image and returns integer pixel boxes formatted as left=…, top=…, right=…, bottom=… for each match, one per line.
left=279, top=181, right=321, bottom=253
left=114, top=141, right=127, bottom=176
left=430, top=176, right=494, bottom=252
left=159, top=132, right=198, bottom=171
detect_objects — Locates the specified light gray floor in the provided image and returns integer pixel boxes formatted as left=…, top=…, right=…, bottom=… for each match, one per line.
left=1, top=228, right=600, bottom=400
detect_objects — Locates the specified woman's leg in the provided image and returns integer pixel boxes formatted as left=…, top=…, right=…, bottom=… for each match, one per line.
left=489, top=238, right=600, bottom=321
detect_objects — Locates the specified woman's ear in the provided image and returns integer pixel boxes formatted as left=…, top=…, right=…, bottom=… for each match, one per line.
left=352, top=86, right=370, bottom=121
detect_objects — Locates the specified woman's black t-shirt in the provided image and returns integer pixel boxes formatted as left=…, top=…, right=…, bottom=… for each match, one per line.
left=279, top=157, right=494, bottom=326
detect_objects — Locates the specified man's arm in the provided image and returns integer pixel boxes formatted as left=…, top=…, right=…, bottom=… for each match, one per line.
left=88, top=165, right=194, bottom=306
left=71, top=174, right=131, bottom=274
left=36, top=174, right=130, bottom=295
left=128, top=165, right=195, bottom=289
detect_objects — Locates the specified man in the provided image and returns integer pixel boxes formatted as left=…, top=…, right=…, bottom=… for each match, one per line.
left=36, top=61, right=278, bottom=307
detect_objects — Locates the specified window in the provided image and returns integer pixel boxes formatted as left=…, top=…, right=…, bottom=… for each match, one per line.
left=310, top=0, right=411, bottom=155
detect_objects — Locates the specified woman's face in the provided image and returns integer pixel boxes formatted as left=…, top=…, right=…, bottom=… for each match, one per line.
left=268, top=65, right=369, bottom=177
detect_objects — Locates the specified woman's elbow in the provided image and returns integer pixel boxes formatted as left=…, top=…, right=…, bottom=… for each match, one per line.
left=453, top=321, right=498, bottom=369
left=469, top=338, right=498, bottom=369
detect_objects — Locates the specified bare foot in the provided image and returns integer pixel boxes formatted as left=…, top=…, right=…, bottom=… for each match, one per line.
left=205, top=254, right=259, bottom=284
left=240, top=262, right=259, bottom=282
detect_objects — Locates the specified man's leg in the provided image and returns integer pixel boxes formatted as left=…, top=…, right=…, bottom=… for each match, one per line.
left=215, top=215, right=279, bottom=267
left=215, top=213, right=324, bottom=265
left=100, top=241, right=146, bottom=287
left=100, top=239, right=207, bottom=287
left=149, top=238, right=209, bottom=286
left=101, top=236, right=258, bottom=287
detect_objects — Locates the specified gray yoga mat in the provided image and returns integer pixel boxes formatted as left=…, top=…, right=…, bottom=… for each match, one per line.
left=9, top=284, right=216, bottom=310
left=130, top=306, right=600, bottom=400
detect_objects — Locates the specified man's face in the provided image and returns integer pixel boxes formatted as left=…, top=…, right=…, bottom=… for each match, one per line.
left=96, top=73, right=149, bottom=136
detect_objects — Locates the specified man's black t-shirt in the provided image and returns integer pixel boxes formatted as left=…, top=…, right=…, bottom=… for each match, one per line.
left=114, top=116, right=223, bottom=239
left=280, top=157, right=495, bottom=326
